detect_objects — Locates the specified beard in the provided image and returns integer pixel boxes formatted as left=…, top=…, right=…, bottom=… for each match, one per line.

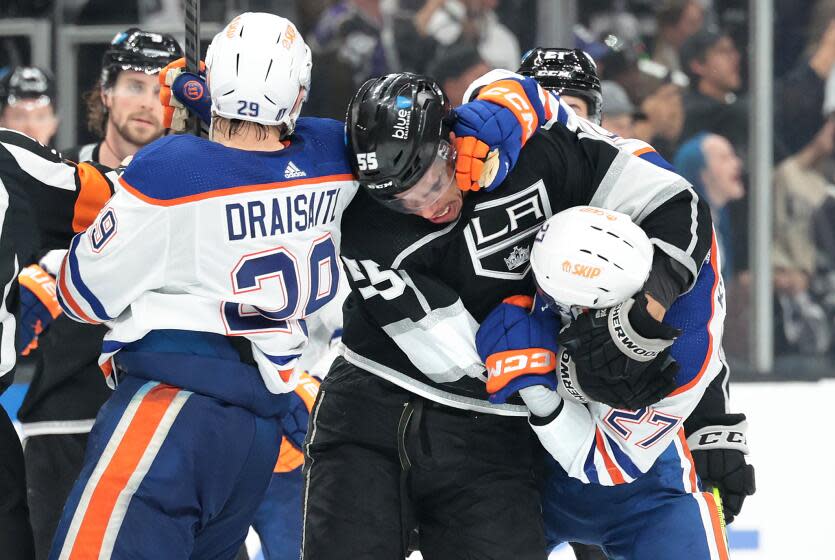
left=112, top=112, right=164, bottom=146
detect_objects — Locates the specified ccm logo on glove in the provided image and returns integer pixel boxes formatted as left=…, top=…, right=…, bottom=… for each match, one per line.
left=486, top=349, right=555, bottom=393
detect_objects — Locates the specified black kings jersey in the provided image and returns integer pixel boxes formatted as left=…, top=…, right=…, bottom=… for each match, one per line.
left=340, top=120, right=713, bottom=415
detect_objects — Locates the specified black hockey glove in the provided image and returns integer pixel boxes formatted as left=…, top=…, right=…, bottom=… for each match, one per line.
left=557, top=292, right=681, bottom=410
left=687, top=414, right=756, bottom=524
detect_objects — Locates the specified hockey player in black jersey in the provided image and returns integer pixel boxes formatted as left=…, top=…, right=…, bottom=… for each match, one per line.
left=301, top=71, right=713, bottom=558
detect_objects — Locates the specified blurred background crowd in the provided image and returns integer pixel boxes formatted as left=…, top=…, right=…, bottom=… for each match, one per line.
left=1, top=0, right=833, bottom=380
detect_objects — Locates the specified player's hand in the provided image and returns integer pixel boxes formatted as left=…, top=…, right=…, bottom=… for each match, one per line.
left=16, top=264, right=63, bottom=355
left=159, top=58, right=209, bottom=131
left=476, top=295, right=560, bottom=404
left=452, top=76, right=546, bottom=192
left=687, top=413, right=756, bottom=523
left=557, top=292, right=680, bottom=409
left=281, top=371, right=320, bottom=451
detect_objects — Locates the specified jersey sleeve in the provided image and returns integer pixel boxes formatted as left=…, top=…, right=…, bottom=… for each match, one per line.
left=0, top=130, right=117, bottom=255
left=531, top=381, right=705, bottom=486
left=56, top=185, right=168, bottom=325
left=0, top=181, right=19, bottom=390
left=341, top=254, right=483, bottom=382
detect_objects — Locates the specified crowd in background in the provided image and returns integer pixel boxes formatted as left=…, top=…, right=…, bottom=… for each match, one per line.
left=1, top=0, right=834, bottom=372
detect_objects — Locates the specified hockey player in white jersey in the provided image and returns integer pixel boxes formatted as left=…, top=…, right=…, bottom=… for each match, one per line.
left=476, top=206, right=731, bottom=558
left=48, top=13, right=357, bottom=559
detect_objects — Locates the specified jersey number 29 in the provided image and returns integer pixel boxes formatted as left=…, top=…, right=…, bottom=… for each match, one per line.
left=222, top=234, right=339, bottom=334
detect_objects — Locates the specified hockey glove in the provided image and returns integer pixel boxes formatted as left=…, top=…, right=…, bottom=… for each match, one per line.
left=687, top=413, right=756, bottom=523
left=557, top=292, right=680, bottom=409
left=159, top=58, right=209, bottom=132
left=281, top=371, right=321, bottom=451
left=16, top=264, right=62, bottom=355
left=476, top=295, right=560, bottom=404
left=452, top=76, right=546, bottom=192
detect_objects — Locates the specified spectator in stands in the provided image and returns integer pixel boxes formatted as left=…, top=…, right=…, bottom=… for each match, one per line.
left=426, top=42, right=490, bottom=106
left=674, top=132, right=744, bottom=280
left=600, top=80, right=637, bottom=139
left=776, top=19, right=835, bottom=158
left=652, top=0, right=705, bottom=73
left=307, top=0, right=396, bottom=120
left=633, top=78, right=684, bottom=161
left=409, top=0, right=520, bottom=71
left=0, top=67, right=58, bottom=146
left=679, top=29, right=749, bottom=162
left=772, top=117, right=834, bottom=354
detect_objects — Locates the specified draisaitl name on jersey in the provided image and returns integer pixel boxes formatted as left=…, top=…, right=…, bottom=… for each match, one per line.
left=225, top=187, right=342, bottom=241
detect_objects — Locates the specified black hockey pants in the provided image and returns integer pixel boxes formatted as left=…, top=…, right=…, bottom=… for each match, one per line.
left=302, top=357, right=547, bottom=560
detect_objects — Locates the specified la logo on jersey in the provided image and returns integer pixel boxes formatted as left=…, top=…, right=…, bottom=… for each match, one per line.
left=284, top=161, right=307, bottom=179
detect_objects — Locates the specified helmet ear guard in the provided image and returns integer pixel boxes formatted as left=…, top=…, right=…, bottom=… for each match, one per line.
left=531, top=206, right=654, bottom=310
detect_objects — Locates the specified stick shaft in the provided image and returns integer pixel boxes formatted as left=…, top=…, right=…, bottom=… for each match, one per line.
left=184, top=0, right=201, bottom=134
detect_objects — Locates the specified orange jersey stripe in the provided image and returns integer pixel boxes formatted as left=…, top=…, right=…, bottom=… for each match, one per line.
left=119, top=173, right=354, bottom=207
left=670, top=233, right=720, bottom=397
left=632, top=146, right=655, bottom=157
left=703, top=491, right=730, bottom=560
left=678, top=429, right=699, bottom=492
left=57, top=258, right=98, bottom=324
left=595, top=429, right=626, bottom=485
left=74, top=163, right=113, bottom=233
left=69, top=384, right=180, bottom=559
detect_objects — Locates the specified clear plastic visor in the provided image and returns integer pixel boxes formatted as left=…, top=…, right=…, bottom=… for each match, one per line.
left=386, top=140, right=456, bottom=214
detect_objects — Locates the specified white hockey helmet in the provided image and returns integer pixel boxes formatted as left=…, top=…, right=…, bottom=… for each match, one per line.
left=205, top=12, right=312, bottom=133
left=531, top=206, right=654, bottom=310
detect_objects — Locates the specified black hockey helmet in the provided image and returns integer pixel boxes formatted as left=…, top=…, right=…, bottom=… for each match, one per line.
left=101, top=28, right=183, bottom=87
left=346, top=72, right=456, bottom=213
left=518, top=47, right=603, bottom=124
left=0, top=66, right=55, bottom=109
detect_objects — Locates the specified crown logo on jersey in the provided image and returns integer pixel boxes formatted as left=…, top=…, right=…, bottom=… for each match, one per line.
left=284, top=161, right=307, bottom=179
left=503, top=245, right=530, bottom=271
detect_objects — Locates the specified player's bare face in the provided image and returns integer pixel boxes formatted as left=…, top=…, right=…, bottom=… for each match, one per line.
left=105, top=71, right=164, bottom=146
left=560, top=95, right=589, bottom=120
left=421, top=180, right=462, bottom=224
left=394, top=140, right=463, bottom=224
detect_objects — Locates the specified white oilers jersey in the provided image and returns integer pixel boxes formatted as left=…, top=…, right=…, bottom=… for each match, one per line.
left=57, top=118, right=358, bottom=393
left=533, top=242, right=726, bottom=486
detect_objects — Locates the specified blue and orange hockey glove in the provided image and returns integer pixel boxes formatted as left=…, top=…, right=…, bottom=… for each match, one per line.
left=159, top=57, right=209, bottom=132
left=275, top=371, right=320, bottom=473
left=476, top=295, right=560, bottom=404
left=16, top=264, right=63, bottom=355
left=453, top=76, right=547, bottom=192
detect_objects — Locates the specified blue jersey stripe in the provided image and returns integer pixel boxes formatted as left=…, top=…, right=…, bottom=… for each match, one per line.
left=56, top=288, right=82, bottom=322
left=264, top=353, right=302, bottom=366
left=604, top=432, right=643, bottom=479
left=67, top=234, right=112, bottom=321
left=583, top=441, right=599, bottom=484
left=639, top=150, right=675, bottom=171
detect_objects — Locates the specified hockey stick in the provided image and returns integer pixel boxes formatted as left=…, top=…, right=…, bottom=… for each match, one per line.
left=183, top=0, right=201, bottom=136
